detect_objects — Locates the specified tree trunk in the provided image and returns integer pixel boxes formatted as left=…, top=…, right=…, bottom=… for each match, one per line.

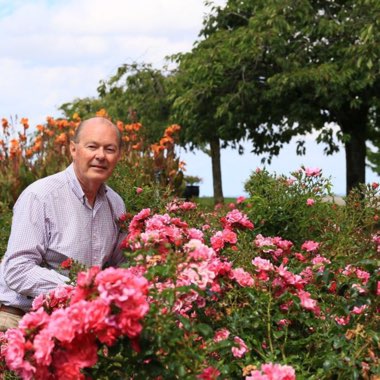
left=344, top=132, right=366, bottom=194
left=209, top=136, right=224, bottom=204
left=340, top=107, right=368, bottom=194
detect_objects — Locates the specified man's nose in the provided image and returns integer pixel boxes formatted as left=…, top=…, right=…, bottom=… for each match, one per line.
left=95, top=148, right=105, bottom=159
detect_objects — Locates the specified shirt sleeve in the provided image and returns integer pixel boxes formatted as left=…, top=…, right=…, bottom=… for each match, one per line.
left=3, top=191, right=69, bottom=299
left=108, top=230, right=128, bottom=267
left=105, top=192, right=127, bottom=267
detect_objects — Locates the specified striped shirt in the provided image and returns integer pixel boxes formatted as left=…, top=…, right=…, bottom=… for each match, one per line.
left=0, top=163, right=126, bottom=311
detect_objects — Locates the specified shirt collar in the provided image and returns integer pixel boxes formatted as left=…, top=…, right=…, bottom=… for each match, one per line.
left=65, top=163, right=107, bottom=203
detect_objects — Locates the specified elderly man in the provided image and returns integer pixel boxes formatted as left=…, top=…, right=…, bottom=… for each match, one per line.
left=0, top=117, right=126, bottom=331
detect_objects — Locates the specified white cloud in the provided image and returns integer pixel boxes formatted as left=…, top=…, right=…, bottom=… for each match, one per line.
left=0, top=0, right=215, bottom=123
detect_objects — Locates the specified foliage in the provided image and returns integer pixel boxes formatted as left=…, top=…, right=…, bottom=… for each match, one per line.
left=243, top=166, right=335, bottom=246
left=180, top=0, right=380, bottom=193
left=61, top=63, right=174, bottom=146
left=244, top=166, right=380, bottom=260
left=184, top=175, right=203, bottom=185
left=1, top=168, right=379, bottom=379
left=0, top=205, right=12, bottom=259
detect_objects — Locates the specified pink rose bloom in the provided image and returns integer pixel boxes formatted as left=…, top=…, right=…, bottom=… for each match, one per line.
left=294, top=252, right=306, bottom=261
left=3, top=328, right=36, bottom=378
left=297, top=290, right=319, bottom=313
left=306, top=198, right=315, bottom=206
left=213, top=328, right=230, bottom=342
left=351, top=305, right=368, bottom=315
left=236, top=196, right=246, bottom=204
left=47, top=309, right=77, bottom=343
left=228, top=202, right=236, bottom=210
left=197, top=366, right=221, bottom=380
left=335, top=315, right=350, bottom=325
left=224, top=209, right=254, bottom=230
left=254, top=234, right=275, bottom=250
left=246, top=363, right=296, bottom=380
left=136, top=187, right=143, bottom=194
left=180, top=201, right=197, bottom=211
left=252, top=257, right=274, bottom=271
left=311, top=255, right=331, bottom=265
left=33, top=329, right=54, bottom=366
left=210, top=231, right=225, bottom=251
left=187, top=228, right=204, bottom=241
left=231, top=268, right=255, bottom=287
left=377, top=281, right=380, bottom=296
left=19, top=308, right=50, bottom=332
left=301, top=240, right=320, bottom=252
left=231, top=336, right=249, bottom=358
left=222, top=229, right=237, bottom=244
left=352, top=283, right=367, bottom=294
left=355, top=269, right=370, bottom=284
left=304, top=167, right=321, bottom=177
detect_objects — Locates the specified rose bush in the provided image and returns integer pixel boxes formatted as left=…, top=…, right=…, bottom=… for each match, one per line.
left=0, top=166, right=379, bottom=379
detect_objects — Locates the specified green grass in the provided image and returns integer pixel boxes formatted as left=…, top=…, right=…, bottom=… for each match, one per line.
left=195, top=197, right=237, bottom=210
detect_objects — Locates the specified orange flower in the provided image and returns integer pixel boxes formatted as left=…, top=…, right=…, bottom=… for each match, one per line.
left=57, top=120, right=69, bottom=130
left=116, top=121, right=124, bottom=132
left=10, top=139, right=21, bottom=157
left=96, top=109, right=108, bottom=118
left=55, top=133, right=67, bottom=144
left=32, top=140, right=42, bottom=153
left=160, top=136, right=174, bottom=146
left=132, top=143, right=142, bottom=150
left=2, top=118, right=9, bottom=129
left=18, top=133, right=27, bottom=142
left=20, top=117, right=29, bottom=129
left=164, top=124, right=181, bottom=137
left=125, top=123, right=141, bottom=132
left=72, top=113, right=81, bottom=122
left=46, top=116, right=56, bottom=127
left=25, top=148, right=34, bottom=158
left=36, top=124, right=44, bottom=132
left=151, top=143, right=165, bottom=155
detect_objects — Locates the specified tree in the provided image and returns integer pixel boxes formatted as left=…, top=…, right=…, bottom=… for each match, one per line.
left=170, top=25, right=249, bottom=203
left=60, top=97, right=106, bottom=120
left=97, top=63, right=173, bottom=144
left=194, top=0, right=380, bottom=194
left=60, top=63, right=173, bottom=145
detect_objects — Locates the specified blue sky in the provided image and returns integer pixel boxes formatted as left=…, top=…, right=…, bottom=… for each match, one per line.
left=0, top=0, right=378, bottom=197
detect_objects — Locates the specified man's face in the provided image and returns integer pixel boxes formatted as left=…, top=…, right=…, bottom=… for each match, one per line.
left=70, top=120, right=121, bottom=189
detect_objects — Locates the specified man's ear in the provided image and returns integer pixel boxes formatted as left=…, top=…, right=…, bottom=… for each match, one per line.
left=69, top=141, right=76, bottom=159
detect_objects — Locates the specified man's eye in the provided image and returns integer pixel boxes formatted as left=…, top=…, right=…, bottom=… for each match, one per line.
left=106, top=148, right=116, bottom=153
left=87, top=145, right=97, bottom=150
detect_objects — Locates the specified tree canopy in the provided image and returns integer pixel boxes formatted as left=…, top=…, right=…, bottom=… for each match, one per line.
left=175, top=0, right=380, bottom=193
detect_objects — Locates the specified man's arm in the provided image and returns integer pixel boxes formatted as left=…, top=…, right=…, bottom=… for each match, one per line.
left=3, top=191, right=69, bottom=299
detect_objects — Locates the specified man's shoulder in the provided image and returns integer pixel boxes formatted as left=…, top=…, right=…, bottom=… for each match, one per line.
left=104, top=185, right=125, bottom=214
left=20, top=170, right=68, bottom=199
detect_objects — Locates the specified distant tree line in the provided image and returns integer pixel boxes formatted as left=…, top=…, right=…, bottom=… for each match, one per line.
left=60, top=0, right=380, bottom=203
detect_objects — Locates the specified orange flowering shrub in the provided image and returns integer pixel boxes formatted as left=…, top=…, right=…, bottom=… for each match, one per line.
left=0, top=112, right=185, bottom=209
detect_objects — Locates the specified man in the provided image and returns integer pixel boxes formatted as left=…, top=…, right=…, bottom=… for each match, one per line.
left=0, top=117, right=126, bottom=331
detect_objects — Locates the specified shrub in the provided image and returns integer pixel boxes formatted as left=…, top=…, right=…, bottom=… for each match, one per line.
left=1, top=169, right=379, bottom=379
